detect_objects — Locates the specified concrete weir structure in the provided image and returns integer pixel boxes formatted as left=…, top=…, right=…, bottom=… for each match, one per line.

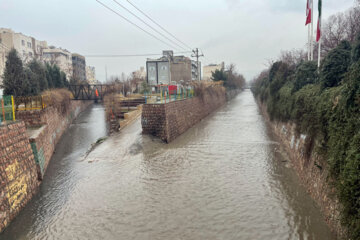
left=0, top=100, right=92, bottom=232
left=142, top=90, right=230, bottom=143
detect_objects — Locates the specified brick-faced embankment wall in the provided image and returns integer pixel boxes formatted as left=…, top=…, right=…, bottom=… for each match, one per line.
left=16, top=100, right=92, bottom=179
left=142, top=92, right=226, bottom=143
left=0, top=121, right=38, bottom=231
left=0, top=100, right=92, bottom=233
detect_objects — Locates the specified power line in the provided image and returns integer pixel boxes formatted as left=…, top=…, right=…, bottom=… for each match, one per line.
left=126, top=0, right=192, bottom=50
left=96, top=0, right=178, bottom=50
left=112, top=0, right=187, bottom=51
left=84, top=51, right=192, bottom=58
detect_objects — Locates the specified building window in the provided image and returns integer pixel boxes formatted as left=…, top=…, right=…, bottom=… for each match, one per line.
left=29, top=52, right=33, bottom=57
left=27, top=42, right=32, bottom=48
left=22, top=40, right=25, bottom=46
left=23, top=50, right=26, bottom=56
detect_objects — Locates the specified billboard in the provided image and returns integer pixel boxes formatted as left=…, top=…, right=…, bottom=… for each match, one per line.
left=147, top=62, right=157, bottom=86
left=158, top=62, right=170, bottom=85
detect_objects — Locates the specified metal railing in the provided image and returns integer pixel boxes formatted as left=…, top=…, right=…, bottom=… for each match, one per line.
left=144, top=86, right=195, bottom=104
left=15, top=95, right=51, bottom=111
left=0, top=95, right=15, bottom=124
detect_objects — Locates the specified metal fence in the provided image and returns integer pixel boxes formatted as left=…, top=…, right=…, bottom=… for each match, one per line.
left=0, top=95, right=15, bottom=124
left=15, top=95, right=51, bottom=111
left=144, top=86, right=195, bottom=104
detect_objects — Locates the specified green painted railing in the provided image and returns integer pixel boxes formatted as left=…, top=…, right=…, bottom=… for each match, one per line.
left=0, top=95, right=15, bottom=124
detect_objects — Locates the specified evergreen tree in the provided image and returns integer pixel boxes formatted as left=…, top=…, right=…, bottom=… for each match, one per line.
left=211, top=69, right=227, bottom=82
left=320, top=40, right=352, bottom=88
left=60, top=71, right=68, bottom=88
left=52, top=65, right=63, bottom=88
left=268, top=61, right=293, bottom=95
left=45, top=63, right=54, bottom=88
left=293, top=61, right=318, bottom=92
left=2, top=49, right=29, bottom=96
left=27, top=60, right=48, bottom=92
left=352, top=34, right=360, bottom=63
left=24, top=68, right=39, bottom=96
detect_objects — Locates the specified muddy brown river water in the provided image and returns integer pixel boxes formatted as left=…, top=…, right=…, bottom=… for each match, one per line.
left=0, top=90, right=335, bottom=240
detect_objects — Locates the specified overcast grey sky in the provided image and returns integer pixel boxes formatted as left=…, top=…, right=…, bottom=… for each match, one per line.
left=0, top=0, right=356, bottom=81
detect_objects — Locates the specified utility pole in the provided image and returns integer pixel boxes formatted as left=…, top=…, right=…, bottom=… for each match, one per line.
left=105, top=65, right=108, bottom=82
left=192, top=48, right=204, bottom=81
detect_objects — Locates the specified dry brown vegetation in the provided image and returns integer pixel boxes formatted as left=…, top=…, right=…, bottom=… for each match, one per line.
left=42, top=89, right=72, bottom=114
left=193, top=81, right=226, bottom=101
left=103, top=94, right=123, bottom=121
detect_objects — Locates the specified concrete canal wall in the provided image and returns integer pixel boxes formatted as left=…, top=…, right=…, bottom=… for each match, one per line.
left=142, top=91, right=227, bottom=143
left=0, top=100, right=92, bottom=232
left=0, top=121, right=38, bottom=232
left=258, top=102, right=343, bottom=238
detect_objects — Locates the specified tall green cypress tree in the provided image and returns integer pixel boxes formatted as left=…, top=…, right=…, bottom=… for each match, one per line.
left=52, top=64, right=63, bottom=88
left=45, top=63, right=54, bottom=88
left=27, top=60, right=48, bottom=92
left=2, top=49, right=30, bottom=96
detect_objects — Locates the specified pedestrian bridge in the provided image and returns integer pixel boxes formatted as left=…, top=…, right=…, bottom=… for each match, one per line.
left=69, top=84, right=112, bottom=100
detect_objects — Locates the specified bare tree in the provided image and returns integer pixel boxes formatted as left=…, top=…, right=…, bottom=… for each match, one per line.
left=321, top=5, right=360, bottom=54
left=225, top=64, right=246, bottom=89
left=345, top=6, right=360, bottom=42
left=322, top=12, right=348, bottom=53
left=278, top=49, right=307, bottom=66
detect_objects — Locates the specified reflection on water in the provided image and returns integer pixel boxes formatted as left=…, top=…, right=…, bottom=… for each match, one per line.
left=0, top=91, right=335, bottom=240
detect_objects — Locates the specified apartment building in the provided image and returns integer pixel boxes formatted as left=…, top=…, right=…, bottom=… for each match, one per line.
left=72, top=53, right=86, bottom=83
left=0, top=28, right=47, bottom=85
left=86, top=66, right=96, bottom=84
left=146, top=50, right=200, bottom=86
left=0, top=44, right=6, bottom=86
left=43, top=46, right=73, bottom=80
left=134, top=66, right=146, bottom=80
left=0, top=28, right=95, bottom=86
left=203, top=62, right=225, bottom=81
left=0, top=28, right=47, bottom=62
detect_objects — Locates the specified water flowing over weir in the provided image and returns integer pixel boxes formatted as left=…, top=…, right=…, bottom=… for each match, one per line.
left=0, top=90, right=335, bottom=239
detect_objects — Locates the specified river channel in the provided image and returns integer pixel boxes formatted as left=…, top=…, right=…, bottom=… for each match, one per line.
left=0, top=90, right=335, bottom=240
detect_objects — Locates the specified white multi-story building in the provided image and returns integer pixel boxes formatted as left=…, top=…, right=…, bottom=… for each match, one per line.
left=203, top=62, right=225, bottom=81
left=43, top=47, right=73, bottom=80
left=86, top=66, right=96, bottom=84
left=0, top=28, right=47, bottom=62
left=0, top=27, right=95, bottom=86
left=0, top=28, right=48, bottom=85
left=0, top=43, right=7, bottom=86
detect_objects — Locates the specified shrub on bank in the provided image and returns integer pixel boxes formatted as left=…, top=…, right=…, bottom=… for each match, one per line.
left=42, top=89, right=72, bottom=114
left=193, top=82, right=226, bottom=101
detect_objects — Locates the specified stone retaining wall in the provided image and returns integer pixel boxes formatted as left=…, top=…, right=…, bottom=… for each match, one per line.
left=0, top=121, right=38, bottom=231
left=142, top=92, right=226, bottom=143
left=258, top=101, right=343, bottom=238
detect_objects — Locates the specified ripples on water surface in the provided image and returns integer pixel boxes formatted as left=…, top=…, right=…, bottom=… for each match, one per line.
left=0, top=91, right=335, bottom=240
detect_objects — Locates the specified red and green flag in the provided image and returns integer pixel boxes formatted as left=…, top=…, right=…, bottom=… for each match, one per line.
left=305, top=0, right=312, bottom=25
left=316, top=0, right=322, bottom=42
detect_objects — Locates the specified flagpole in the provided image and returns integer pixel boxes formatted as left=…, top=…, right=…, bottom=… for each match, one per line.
left=318, top=37, right=321, bottom=68
left=308, top=25, right=311, bottom=61
left=310, top=0, right=314, bottom=60
left=317, top=0, right=322, bottom=68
